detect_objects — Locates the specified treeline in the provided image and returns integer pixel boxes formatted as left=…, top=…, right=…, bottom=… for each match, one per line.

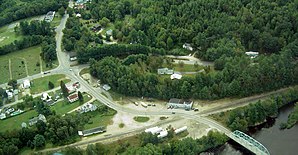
left=214, top=86, right=298, bottom=132
left=78, top=44, right=165, bottom=63
left=0, top=35, right=43, bottom=55
left=19, top=20, right=52, bottom=36
left=90, top=48, right=298, bottom=100
left=57, top=131, right=227, bottom=155
left=87, top=0, right=298, bottom=61
left=0, top=0, right=68, bottom=27
left=41, top=36, right=57, bottom=63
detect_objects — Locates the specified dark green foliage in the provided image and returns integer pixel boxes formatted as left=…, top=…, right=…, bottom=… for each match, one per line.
left=90, top=49, right=298, bottom=100
left=8, top=79, right=18, bottom=89
left=60, top=81, right=69, bottom=98
left=78, top=91, right=83, bottom=103
left=33, top=134, right=46, bottom=148
left=41, top=36, right=57, bottom=63
left=48, top=81, right=54, bottom=89
left=36, top=99, right=52, bottom=116
left=140, top=132, right=159, bottom=146
left=283, top=103, right=298, bottom=129
left=19, top=20, right=52, bottom=36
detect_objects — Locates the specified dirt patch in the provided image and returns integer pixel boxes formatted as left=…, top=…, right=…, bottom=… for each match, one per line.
left=81, top=73, right=98, bottom=86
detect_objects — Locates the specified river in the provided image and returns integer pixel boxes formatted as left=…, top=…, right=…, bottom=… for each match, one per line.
left=218, top=103, right=298, bottom=155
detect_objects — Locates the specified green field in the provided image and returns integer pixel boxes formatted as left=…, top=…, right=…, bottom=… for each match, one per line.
left=133, top=116, right=150, bottom=122
left=0, top=46, right=57, bottom=84
left=30, top=74, right=70, bottom=94
left=173, top=64, right=203, bottom=72
left=0, top=110, right=37, bottom=132
left=84, top=100, right=117, bottom=129
left=51, top=94, right=92, bottom=115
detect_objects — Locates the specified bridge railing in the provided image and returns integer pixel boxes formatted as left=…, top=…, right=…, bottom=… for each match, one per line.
left=230, top=130, right=270, bottom=155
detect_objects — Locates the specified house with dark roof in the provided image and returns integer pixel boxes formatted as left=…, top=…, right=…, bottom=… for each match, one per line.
left=67, top=93, right=79, bottom=103
left=78, top=126, right=106, bottom=136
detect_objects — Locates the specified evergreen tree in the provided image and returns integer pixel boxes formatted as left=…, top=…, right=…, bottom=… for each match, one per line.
left=78, top=91, right=84, bottom=103
left=60, top=81, right=69, bottom=97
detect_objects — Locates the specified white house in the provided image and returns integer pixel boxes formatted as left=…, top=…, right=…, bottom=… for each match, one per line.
left=23, top=79, right=31, bottom=89
left=158, top=68, right=174, bottom=75
left=0, top=113, right=6, bottom=120
left=170, top=73, right=182, bottom=80
left=102, top=84, right=111, bottom=91
left=183, top=43, right=193, bottom=51
left=6, top=90, right=13, bottom=100
left=41, top=93, right=52, bottom=102
left=67, top=93, right=79, bottom=103
left=76, top=13, right=82, bottom=18
left=245, top=51, right=259, bottom=59
left=29, top=114, right=47, bottom=126
left=79, top=103, right=97, bottom=113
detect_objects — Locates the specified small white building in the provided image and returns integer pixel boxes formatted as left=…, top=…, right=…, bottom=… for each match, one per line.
left=76, top=13, right=82, bottom=18
left=170, top=73, right=182, bottom=80
left=183, top=43, right=193, bottom=51
left=158, top=68, right=174, bottom=75
left=157, top=130, right=168, bottom=138
left=6, top=90, right=13, bottom=100
left=102, top=84, right=111, bottom=91
left=0, top=113, right=6, bottom=120
left=21, top=122, right=27, bottom=128
left=23, top=79, right=31, bottom=89
left=174, top=126, right=188, bottom=134
left=245, top=51, right=259, bottom=59
left=106, top=29, right=113, bottom=36
left=41, top=93, right=52, bottom=102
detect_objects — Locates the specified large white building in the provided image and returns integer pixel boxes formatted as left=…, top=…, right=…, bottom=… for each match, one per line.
left=23, top=79, right=31, bottom=89
left=167, top=98, right=193, bottom=110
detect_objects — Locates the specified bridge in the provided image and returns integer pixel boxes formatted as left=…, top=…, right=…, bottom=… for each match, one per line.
left=228, top=130, right=270, bottom=155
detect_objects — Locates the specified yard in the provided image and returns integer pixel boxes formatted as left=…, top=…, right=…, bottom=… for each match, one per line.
left=51, top=14, right=62, bottom=27
left=0, top=46, right=56, bottom=84
left=30, top=74, right=70, bottom=94
left=84, top=100, right=117, bottom=129
left=172, top=63, right=203, bottom=72
left=0, top=110, right=37, bottom=132
left=51, top=94, right=92, bottom=115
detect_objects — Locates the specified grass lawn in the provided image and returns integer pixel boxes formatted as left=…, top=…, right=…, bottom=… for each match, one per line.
left=79, top=68, right=90, bottom=76
left=0, top=24, right=23, bottom=47
left=0, top=110, right=37, bottom=132
left=30, top=74, right=70, bottom=94
left=84, top=100, right=117, bottom=129
left=133, top=116, right=150, bottom=122
left=51, top=14, right=62, bottom=27
left=173, top=64, right=203, bottom=72
left=51, top=94, right=92, bottom=115
left=0, top=46, right=56, bottom=84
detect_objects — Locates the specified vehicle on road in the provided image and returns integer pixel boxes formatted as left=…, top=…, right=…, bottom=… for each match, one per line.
left=194, top=108, right=199, bottom=111
left=172, top=112, right=175, bottom=114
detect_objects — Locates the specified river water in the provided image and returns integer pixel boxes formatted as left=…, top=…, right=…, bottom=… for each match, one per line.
left=218, top=103, right=298, bottom=155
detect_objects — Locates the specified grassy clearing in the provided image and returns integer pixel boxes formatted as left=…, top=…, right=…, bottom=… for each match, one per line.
left=79, top=68, right=90, bottom=76
left=133, top=116, right=150, bottom=122
left=173, top=64, right=203, bottom=72
left=0, top=24, right=23, bottom=47
left=84, top=100, right=117, bottom=129
left=30, top=74, right=70, bottom=94
left=0, top=46, right=55, bottom=84
left=51, top=14, right=62, bottom=27
left=0, top=110, right=37, bottom=132
left=51, top=94, right=92, bottom=115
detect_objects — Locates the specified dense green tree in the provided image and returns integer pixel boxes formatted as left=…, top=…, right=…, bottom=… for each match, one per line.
left=33, top=134, right=46, bottom=148
left=60, top=81, right=69, bottom=98
left=8, top=79, right=18, bottom=89
left=48, top=81, right=54, bottom=89
left=78, top=91, right=84, bottom=103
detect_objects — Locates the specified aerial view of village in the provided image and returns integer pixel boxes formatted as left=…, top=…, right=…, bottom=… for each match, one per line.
left=0, top=0, right=297, bottom=155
